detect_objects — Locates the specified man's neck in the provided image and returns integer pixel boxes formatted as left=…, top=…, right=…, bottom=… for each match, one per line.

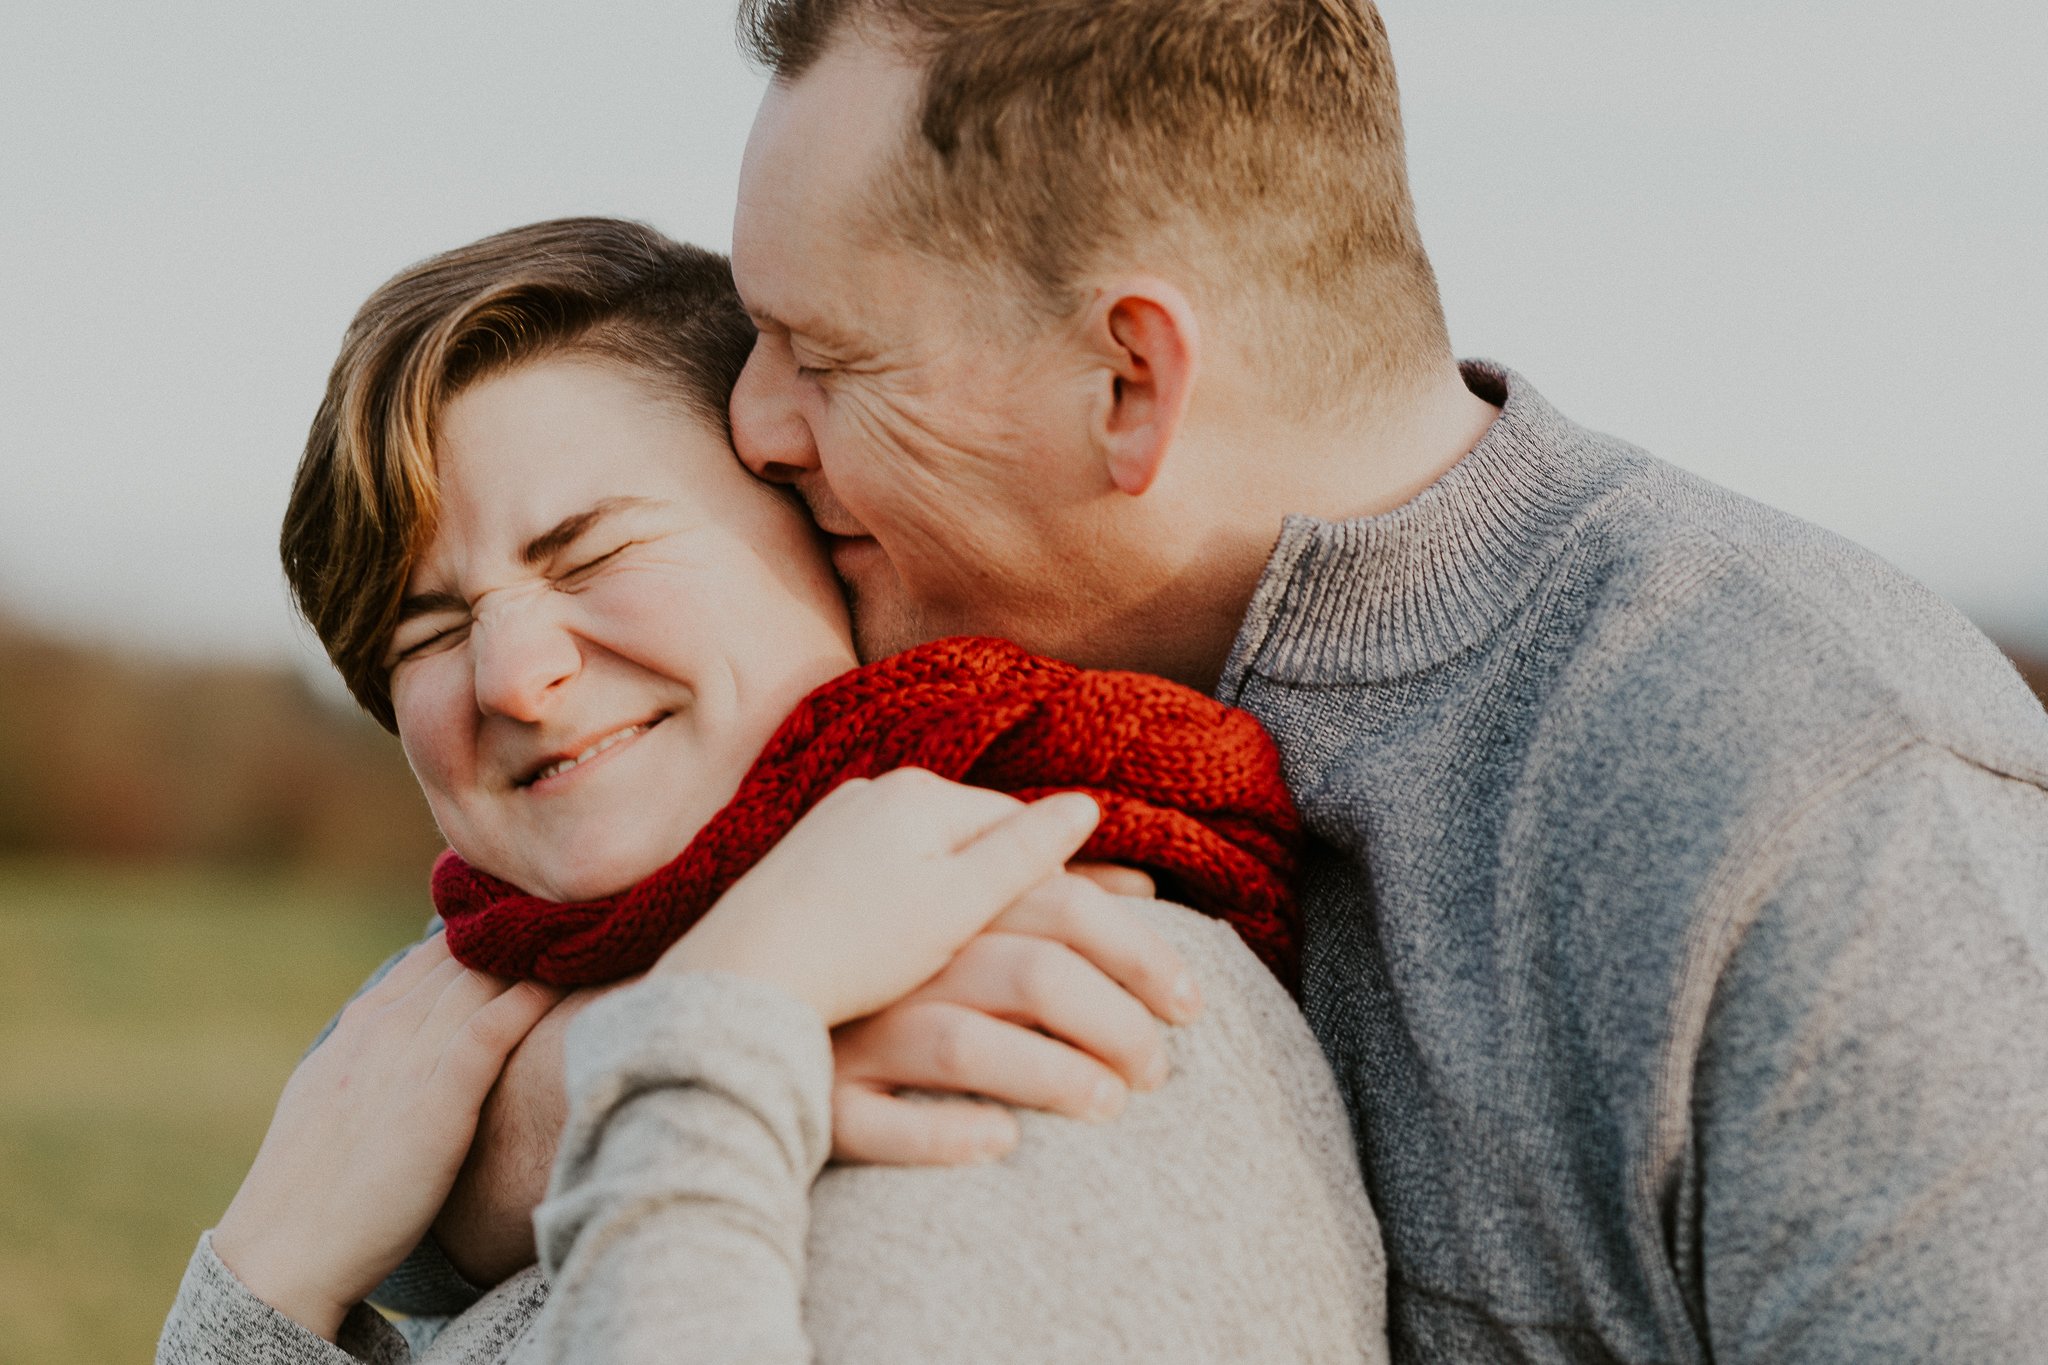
left=1137, top=363, right=1502, bottom=692
left=1269, top=364, right=1502, bottom=524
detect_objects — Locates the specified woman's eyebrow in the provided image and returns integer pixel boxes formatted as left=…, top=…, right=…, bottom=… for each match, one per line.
left=520, top=496, right=665, bottom=568
left=394, top=589, right=465, bottom=625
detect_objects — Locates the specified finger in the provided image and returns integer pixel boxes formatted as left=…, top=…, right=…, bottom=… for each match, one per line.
left=913, top=933, right=1168, bottom=1090
left=436, top=980, right=564, bottom=1097
left=835, top=999, right=1130, bottom=1122
left=354, top=933, right=457, bottom=1010
left=364, top=953, right=469, bottom=1034
left=417, top=961, right=520, bottom=1046
left=865, top=767, right=1024, bottom=849
left=947, top=793, right=1101, bottom=924
left=992, top=875, right=1201, bottom=1025
left=831, top=1082, right=1018, bottom=1167
left=1068, top=862, right=1155, bottom=899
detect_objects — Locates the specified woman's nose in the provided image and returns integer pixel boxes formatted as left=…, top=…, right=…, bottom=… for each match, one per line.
left=469, top=594, right=580, bottom=722
left=731, top=335, right=820, bottom=485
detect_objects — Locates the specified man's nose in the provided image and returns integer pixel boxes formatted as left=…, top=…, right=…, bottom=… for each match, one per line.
left=731, top=336, right=819, bottom=486
left=469, top=593, right=580, bottom=723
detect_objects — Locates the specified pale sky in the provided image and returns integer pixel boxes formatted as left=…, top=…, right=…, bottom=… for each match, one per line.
left=3, top=0, right=2043, bottom=681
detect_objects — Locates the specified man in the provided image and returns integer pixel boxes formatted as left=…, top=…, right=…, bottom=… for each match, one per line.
left=397, top=1, right=2048, bottom=1359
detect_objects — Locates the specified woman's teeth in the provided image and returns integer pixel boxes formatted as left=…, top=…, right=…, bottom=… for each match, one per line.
left=531, top=723, right=651, bottom=784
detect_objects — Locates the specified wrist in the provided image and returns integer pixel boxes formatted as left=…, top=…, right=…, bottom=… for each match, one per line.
left=211, top=1218, right=351, bottom=1343
left=657, top=923, right=815, bottom=1013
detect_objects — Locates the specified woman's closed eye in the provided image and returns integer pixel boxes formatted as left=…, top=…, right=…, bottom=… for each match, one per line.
left=557, top=542, right=632, bottom=586
left=391, top=618, right=470, bottom=664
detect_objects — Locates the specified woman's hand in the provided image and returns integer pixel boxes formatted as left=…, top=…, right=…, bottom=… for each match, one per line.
left=212, top=936, right=559, bottom=1342
left=656, top=769, right=1102, bottom=1028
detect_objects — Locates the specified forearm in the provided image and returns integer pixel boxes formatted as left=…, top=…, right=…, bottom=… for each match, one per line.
left=157, top=1232, right=409, bottom=1365
left=510, top=973, right=832, bottom=1365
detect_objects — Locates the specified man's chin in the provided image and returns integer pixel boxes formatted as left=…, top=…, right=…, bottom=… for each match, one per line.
left=845, top=584, right=937, bottom=664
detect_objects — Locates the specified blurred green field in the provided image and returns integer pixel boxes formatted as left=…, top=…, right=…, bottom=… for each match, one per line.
left=0, top=861, right=426, bottom=1365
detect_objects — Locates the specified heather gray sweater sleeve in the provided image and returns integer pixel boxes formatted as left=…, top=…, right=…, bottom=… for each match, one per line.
left=509, top=971, right=832, bottom=1365
left=1693, top=744, right=2048, bottom=1360
left=156, top=1232, right=411, bottom=1365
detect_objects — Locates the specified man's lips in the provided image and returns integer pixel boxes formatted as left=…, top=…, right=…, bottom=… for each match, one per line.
left=515, top=714, right=667, bottom=789
left=796, top=484, right=868, bottom=542
left=825, top=533, right=880, bottom=574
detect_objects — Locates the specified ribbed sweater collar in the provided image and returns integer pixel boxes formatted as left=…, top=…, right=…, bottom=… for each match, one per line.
left=1218, top=361, right=1625, bottom=697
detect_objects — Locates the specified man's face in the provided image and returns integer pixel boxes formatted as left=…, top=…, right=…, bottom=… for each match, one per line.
left=730, top=37, right=1106, bottom=662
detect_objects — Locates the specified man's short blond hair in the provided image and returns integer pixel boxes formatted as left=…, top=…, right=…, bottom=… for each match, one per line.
left=739, top=0, right=1451, bottom=413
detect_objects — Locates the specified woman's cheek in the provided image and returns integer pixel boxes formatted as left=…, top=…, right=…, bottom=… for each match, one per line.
left=585, top=558, right=733, bottom=654
left=392, top=655, right=479, bottom=796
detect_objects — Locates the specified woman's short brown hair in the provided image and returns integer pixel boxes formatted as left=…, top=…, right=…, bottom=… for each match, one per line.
left=281, top=217, right=756, bottom=732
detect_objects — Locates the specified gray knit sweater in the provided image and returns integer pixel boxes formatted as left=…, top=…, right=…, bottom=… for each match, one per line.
left=1217, top=361, right=2048, bottom=1362
left=158, top=900, right=1388, bottom=1363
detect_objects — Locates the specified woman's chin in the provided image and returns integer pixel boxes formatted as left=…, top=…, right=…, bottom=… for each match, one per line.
left=512, top=845, right=676, bottom=904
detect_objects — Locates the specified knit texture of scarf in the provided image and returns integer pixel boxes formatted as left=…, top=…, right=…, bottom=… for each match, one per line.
left=434, top=636, right=1302, bottom=989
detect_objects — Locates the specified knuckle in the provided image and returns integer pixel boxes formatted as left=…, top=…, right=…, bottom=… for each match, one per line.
left=924, top=1013, right=977, bottom=1085
left=1046, top=879, right=1099, bottom=934
left=875, top=766, right=937, bottom=794
left=819, top=776, right=870, bottom=806
left=947, top=934, right=1003, bottom=977
left=1017, top=942, right=1077, bottom=1016
left=459, top=1014, right=509, bottom=1053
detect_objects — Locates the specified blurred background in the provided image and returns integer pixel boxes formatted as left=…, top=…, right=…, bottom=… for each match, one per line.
left=2, top=2, right=2043, bottom=1359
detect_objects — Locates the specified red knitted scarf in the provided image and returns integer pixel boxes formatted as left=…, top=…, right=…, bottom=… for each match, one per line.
left=434, top=636, right=1302, bottom=989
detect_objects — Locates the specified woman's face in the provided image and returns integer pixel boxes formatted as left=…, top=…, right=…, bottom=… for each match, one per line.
left=388, top=356, right=857, bottom=901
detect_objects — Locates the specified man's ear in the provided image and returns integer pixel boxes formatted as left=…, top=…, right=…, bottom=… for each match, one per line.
left=1086, top=280, right=1200, bottom=497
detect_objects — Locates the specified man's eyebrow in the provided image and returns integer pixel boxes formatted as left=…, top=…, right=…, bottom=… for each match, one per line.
left=520, top=496, right=663, bottom=568
left=748, top=306, right=865, bottom=354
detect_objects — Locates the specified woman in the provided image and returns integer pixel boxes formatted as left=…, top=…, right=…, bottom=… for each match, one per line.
left=158, top=218, right=1386, bottom=1363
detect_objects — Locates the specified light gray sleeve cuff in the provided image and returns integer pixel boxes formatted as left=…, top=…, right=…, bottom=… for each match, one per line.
left=516, top=972, right=832, bottom=1364
left=157, top=1231, right=409, bottom=1365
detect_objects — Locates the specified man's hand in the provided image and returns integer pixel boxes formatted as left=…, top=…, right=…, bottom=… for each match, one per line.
left=428, top=851, right=1201, bottom=1273
left=829, top=863, right=1203, bottom=1165
left=431, top=982, right=624, bottom=1286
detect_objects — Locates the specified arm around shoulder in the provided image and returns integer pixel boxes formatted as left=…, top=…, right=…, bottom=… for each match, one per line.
left=507, top=971, right=834, bottom=1365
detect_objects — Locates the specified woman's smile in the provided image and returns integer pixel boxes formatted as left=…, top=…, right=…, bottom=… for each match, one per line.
left=515, top=712, right=670, bottom=793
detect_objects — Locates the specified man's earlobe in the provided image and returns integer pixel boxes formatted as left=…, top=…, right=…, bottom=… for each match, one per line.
left=1096, top=286, right=1199, bottom=498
